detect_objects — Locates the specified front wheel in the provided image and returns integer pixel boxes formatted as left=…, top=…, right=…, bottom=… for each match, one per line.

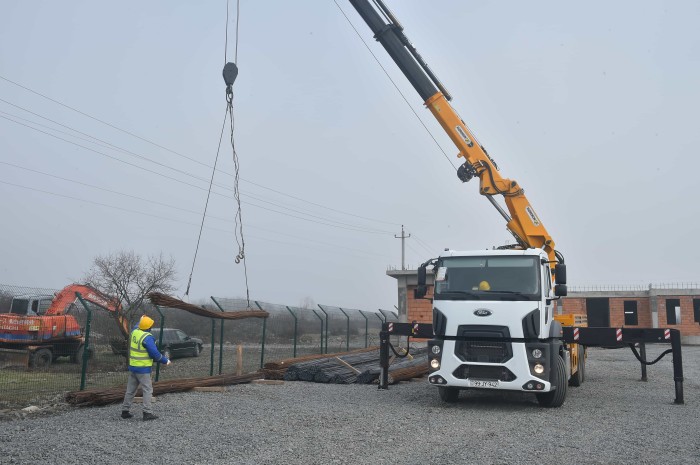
left=569, top=347, right=585, bottom=387
left=192, top=344, right=201, bottom=357
left=536, top=354, right=567, bottom=408
left=162, top=348, right=172, bottom=360
left=30, top=348, right=52, bottom=368
left=438, top=386, right=459, bottom=403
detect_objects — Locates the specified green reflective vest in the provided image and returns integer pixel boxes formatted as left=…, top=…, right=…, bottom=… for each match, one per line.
left=129, top=328, right=153, bottom=368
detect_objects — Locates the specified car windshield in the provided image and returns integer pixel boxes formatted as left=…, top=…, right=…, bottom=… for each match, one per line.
left=434, top=256, right=540, bottom=301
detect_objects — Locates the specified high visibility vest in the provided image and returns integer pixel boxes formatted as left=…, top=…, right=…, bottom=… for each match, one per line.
left=129, top=329, right=153, bottom=368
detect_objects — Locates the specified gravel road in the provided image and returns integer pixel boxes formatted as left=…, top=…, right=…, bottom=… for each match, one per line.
left=1, top=346, right=698, bottom=465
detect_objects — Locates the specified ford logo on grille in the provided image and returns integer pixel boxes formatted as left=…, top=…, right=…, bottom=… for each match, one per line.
left=473, top=309, right=492, bottom=317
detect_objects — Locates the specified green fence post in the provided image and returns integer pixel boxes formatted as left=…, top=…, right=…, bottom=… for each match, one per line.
left=311, top=309, right=324, bottom=354
left=153, top=305, right=165, bottom=382
left=210, top=297, right=225, bottom=375
left=338, top=308, right=350, bottom=352
left=75, top=292, right=93, bottom=391
left=285, top=306, right=298, bottom=358
left=358, top=310, right=369, bottom=348
left=317, top=305, right=328, bottom=354
left=254, top=302, right=266, bottom=369
left=209, top=319, right=216, bottom=376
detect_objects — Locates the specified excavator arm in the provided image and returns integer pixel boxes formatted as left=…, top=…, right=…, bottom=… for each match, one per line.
left=45, top=284, right=130, bottom=339
left=349, top=0, right=560, bottom=268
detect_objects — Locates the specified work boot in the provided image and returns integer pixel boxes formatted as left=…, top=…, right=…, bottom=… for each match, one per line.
left=121, top=411, right=133, bottom=419
left=143, top=412, right=158, bottom=421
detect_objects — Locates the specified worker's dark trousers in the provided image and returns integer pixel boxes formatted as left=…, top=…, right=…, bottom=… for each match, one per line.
left=121, top=371, right=154, bottom=414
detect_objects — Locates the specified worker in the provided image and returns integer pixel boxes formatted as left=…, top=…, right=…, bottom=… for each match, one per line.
left=478, top=280, right=491, bottom=291
left=121, top=315, right=170, bottom=421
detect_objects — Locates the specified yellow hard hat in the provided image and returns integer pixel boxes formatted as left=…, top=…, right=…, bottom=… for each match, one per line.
left=478, top=281, right=491, bottom=291
left=138, top=315, right=155, bottom=330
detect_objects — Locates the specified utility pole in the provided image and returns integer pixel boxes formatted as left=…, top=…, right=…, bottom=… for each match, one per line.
left=394, top=225, right=411, bottom=270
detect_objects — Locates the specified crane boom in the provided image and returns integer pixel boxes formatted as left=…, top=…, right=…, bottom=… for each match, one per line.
left=348, top=0, right=560, bottom=267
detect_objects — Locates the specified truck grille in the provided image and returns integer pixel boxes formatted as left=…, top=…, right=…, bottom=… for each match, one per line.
left=455, top=325, right=512, bottom=363
left=453, top=364, right=516, bottom=382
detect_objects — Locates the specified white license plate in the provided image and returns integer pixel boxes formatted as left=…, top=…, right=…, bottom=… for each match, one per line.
left=468, top=379, right=499, bottom=388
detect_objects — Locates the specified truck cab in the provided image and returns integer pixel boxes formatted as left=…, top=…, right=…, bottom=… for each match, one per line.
left=7, top=295, right=54, bottom=316
left=420, top=248, right=571, bottom=407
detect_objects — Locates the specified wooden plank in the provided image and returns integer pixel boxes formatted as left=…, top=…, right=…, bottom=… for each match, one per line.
left=333, top=357, right=361, bottom=374
left=251, top=379, right=284, bottom=385
left=192, top=386, right=227, bottom=392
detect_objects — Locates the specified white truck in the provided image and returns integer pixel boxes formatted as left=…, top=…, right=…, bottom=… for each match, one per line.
left=348, top=0, right=683, bottom=407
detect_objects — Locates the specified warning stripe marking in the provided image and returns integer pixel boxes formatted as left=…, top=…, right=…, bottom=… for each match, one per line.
left=664, top=329, right=671, bottom=340
left=616, top=329, right=622, bottom=341
left=573, top=328, right=580, bottom=341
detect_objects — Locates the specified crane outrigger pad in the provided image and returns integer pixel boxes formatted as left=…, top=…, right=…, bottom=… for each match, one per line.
left=148, top=292, right=268, bottom=320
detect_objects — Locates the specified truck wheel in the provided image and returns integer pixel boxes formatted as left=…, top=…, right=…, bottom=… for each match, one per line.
left=438, top=386, right=459, bottom=403
left=536, top=354, right=567, bottom=408
left=71, top=345, right=93, bottom=364
left=29, top=348, right=52, bottom=368
left=569, top=348, right=585, bottom=387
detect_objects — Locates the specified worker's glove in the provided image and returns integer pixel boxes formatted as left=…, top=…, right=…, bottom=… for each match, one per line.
left=166, top=360, right=172, bottom=366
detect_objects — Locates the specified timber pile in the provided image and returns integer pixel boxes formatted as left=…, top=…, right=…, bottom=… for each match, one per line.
left=355, top=356, right=428, bottom=384
left=261, top=347, right=378, bottom=380
left=65, top=372, right=260, bottom=407
left=148, top=292, right=269, bottom=320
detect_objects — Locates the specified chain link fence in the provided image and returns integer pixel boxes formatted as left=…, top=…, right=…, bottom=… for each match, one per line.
left=0, top=284, right=391, bottom=408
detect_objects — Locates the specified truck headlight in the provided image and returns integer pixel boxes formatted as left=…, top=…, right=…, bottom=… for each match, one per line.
left=430, top=359, right=440, bottom=369
left=531, top=349, right=543, bottom=359
left=533, top=363, right=544, bottom=374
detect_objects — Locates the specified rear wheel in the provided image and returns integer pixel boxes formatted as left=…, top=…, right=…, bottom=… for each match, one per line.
left=438, top=386, right=460, bottom=403
left=71, top=345, right=84, bottom=364
left=29, top=348, right=52, bottom=368
left=536, top=354, right=567, bottom=408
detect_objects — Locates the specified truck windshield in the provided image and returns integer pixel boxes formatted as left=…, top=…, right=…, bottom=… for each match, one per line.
left=434, top=256, right=540, bottom=301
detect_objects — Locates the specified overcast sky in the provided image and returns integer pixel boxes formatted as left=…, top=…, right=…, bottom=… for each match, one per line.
left=1, top=0, right=699, bottom=311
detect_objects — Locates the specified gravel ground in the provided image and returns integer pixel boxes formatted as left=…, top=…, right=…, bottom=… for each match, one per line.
left=1, top=345, right=698, bottom=465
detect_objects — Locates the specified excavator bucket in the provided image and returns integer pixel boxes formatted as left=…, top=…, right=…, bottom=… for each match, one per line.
left=0, top=348, right=30, bottom=369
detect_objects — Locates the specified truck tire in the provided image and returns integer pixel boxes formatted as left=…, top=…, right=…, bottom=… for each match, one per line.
left=29, top=348, right=52, bottom=368
left=438, top=386, right=459, bottom=403
left=569, top=348, right=585, bottom=387
left=71, top=345, right=93, bottom=364
left=536, top=354, right=567, bottom=408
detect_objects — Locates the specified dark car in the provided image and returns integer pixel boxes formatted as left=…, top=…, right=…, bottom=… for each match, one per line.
left=150, top=328, right=203, bottom=360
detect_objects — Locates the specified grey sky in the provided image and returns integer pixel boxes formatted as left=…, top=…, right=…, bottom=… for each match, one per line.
left=1, top=1, right=698, bottom=311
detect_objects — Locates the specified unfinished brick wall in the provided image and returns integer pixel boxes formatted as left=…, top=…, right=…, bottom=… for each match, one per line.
left=406, top=284, right=433, bottom=323
left=657, top=296, right=700, bottom=336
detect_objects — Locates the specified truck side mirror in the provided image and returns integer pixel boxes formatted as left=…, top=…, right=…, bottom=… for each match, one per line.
left=554, top=284, right=568, bottom=297
left=415, top=264, right=427, bottom=299
left=555, top=263, right=567, bottom=285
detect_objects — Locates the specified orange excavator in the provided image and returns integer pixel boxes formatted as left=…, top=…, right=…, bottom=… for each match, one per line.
left=0, top=283, right=130, bottom=368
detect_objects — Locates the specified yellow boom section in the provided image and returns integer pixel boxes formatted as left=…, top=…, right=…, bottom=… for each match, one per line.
left=424, top=92, right=556, bottom=266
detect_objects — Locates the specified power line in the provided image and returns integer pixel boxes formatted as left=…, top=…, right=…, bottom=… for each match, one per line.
left=0, top=113, right=394, bottom=234
left=0, top=178, right=394, bottom=261
left=0, top=75, right=402, bottom=227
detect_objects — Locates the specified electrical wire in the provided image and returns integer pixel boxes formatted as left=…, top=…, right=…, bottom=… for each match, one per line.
left=0, top=77, right=402, bottom=227
left=332, top=0, right=457, bottom=171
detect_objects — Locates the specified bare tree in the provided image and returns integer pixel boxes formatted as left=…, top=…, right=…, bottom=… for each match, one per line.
left=84, top=250, right=177, bottom=326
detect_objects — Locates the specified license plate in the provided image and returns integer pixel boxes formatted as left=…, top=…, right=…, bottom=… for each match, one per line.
left=468, top=379, right=499, bottom=388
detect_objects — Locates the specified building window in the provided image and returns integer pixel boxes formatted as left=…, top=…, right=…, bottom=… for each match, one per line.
left=694, top=299, right=700, bottom=324
left=624, top=301, right=638, bottom=326
left=666, top=299, right=681, bottom=325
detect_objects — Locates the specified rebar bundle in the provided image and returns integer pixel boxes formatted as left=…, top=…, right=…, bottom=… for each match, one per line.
left=148, top=292, right=268, bottom=320
left=65, top=372, right=260, bottom=407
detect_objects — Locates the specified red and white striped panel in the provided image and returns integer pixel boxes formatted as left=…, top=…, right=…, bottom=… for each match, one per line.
left=616, top=328, right=622, bottom=342
left=664, top=329, right=671, bottom=340
left=413, top=323, right=419, bottom=334
left=388, top=322, right=394, bottom=333
left=573, top=328, right=580, bottom=341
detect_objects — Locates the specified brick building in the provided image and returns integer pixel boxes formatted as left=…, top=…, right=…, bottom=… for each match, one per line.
left=387, top=269, right=700, bottom=344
